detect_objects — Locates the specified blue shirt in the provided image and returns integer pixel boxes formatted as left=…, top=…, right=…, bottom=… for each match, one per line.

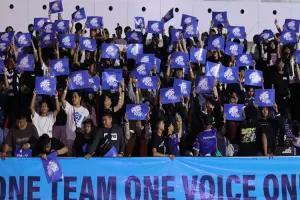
left=193, top=129, right=217, bottom=156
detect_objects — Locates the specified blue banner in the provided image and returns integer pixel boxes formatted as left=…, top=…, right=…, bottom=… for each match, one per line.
left=54, top=20, right=69, bottom=33
left=86, top=16, right=103, bottom=29
left=1, top=157, right=300, bottom=199
left=146, top=21, right=163, bottom=34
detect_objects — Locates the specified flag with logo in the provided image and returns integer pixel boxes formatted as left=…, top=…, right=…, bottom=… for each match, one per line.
left=127, top=31, right=143, bottom=44
left=14, top=145, right=32, bottom=157
left=173, top=79, right=191, bottom=97
left=170, top=29, right=183, bottom=43
left=41, top=151, right=63, bottom=183
left=126, top=44, right=143, bottom=59
left=34, top=18, right=48, bottom=31
left=102, top=69, right=122, bottom=90
left=42, top=22, right=54, bottom=34
left=79, top=37, right=96, bottom=51
left=15, top=33, right=31, bottom=48
left=49, top=0, right=63, bottom=14
left=160, top=87, right=181, bottom=104
left=170, top=52, right=189, bottom=69
left=284, top=19, right=299, bottom=32
left=104, top=146, right=118, bottom=157
left=183, top=22, right=198, bottom=38
left=0, top=32, right=14, bottom=44
left=195, top=76, right=215, bottom=94
left=16, top=54, right=34, bottom=72
left=190, top=47, right=207, bottom=64
left=0, top=42, right=8, bottom=52
left=224, top=41, right=244, bottom=56
left=227, top=26, right=246, bottom=39
left=136, top=54, right=155, bottom=65
left=72, top=8, right=86, bottom=22
left=212, top=11, right=228, bottom=27
left=207, top=35, right=225, bottom=51
left=236, top=53, right=254, bottom=67
left=132, top=63, right=151, bottom=77
left=260, top=29, right=274, bottom=42
left=220, top=66, right=239, bottom=84
left=295, top=50, right=300, bottom=64
left=134, top=17, right=145, bottom=29
left=224, top=104, right=244, bottom=121
left=280, top=31, right=297, bottom=45
left=101, top=43, right=119, bottom=59
left=137, top=76, right=158, bottom=90
left=58, top=34, right=75, bottom=49
left=88, top=75, right=100, bottom=92
left=126, top=104, right=149, bottom=120
left=147, top=21, right=163, bottom=34
left=40, top=33, right=55, bottom=48
left=254, top=89, right=275, bottom=107
left=181, top=14, right=198, bottom=27
left=86, top=16, right=103, bottom=29
left=0, top=59, right=4, bottom=74
left=68, top=70, right=90, bottom=90
left=35, top=76, right=56, bottom=96
left=49, top=58, right=69, bottom=76
left=205, top=61, right=222, bottom=79
left=54, top=20, right=69, bottom=33
left=161, top=8, right=174, bottom=23
left=244, top=69, right=263, bottom=87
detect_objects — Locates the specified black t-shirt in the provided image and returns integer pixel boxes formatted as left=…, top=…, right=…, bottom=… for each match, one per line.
left=32, top=137, right=65, bottom=156
left=273, top=72, right=289, bottom=98
left=151, top=133, right=166, bottom=155
left=238, top=121, right=258, bottom=156
left=73, top=130, right=95, bottom=157
left=54, top=106, right=67, bottom=126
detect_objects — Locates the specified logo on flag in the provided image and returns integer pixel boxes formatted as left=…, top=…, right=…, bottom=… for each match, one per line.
left=212, top=11, right=227, bottom=26
left=42, top=152, right=63, bottom=183
left=86, top=16, right=103, bottom=29
left=280, top=31, right=297, bottom=44
left=160, top=88, right=180, bottom=104
left=137, top=76, right=158, bottom=90
left=101, top=43, right=119, bottom=59
left=68, top=71, right=90, bottom=90
left=49, top=58, right=69, bottom=76
left=181, top=14, right=198, bottom=27
left=79, top=37, right=96, bottom=51
left=72, top=8, right=86, bottom=22
left=127, top=44, right=143, bottom=59
left=59, top=34, right=75, bottom=49
left=16, top=54, right=34, bottom=72
left=34, top=18, right=48, bottom=31
left=220, top=67, right=238, bottom=84
left=174, top=79, right=191, bottom=97
left=147, top=21, right=163, bottom=34
left=225, top=41, right=243, bottom=56
left=224, top=104, right=244, bottom=121
left=35, top=77, right=56, bottom=96
left=126, top=104, right=149, bottom=120
left=208, top=36, right=224, bottom=51
left=190, top=47, right=207, bottom=64
left=254, top=89, right=275, bottom=107
left=102, top=70, right=122, bottom=90
left=15, top=33, right=31, bottom=48
left=206, top=62, right=222, bottom=78
left=195, top=76, right=214, bottom=94
left=245, top=70, right=263, bottom=87
left=236, top=54, right=253, bottom=67
left=171, top=52, right=189, bottom=68
left=49, top=0, right=63, bottom=14
left=134, top=17, right=145, bottom=29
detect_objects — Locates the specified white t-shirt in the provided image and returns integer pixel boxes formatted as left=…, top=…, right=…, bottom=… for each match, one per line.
left=64, top=102, right=89, bottom=141
left=31, top=112, right=56, bottom=137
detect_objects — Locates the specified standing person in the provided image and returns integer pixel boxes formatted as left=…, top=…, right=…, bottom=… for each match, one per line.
left=61, top=89, right=90, bottom=155
left=1, top=114, right=38, bottom=159
left=85, top=110, right=125, bottom=158
left=30, top=91, right=60, bottom=137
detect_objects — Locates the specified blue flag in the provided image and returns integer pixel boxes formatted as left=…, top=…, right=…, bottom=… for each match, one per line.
left=126, top=104, right=149, bottom=120
left=49, top=0, right=63, bottom=14
left=190, top=47, right=207, bottom=64
left=14, top=147, right=32, bottom=158
left=102, top=69, right=122, bottom=90
left=170, top=29, right=183, bottom=43
left=207, top=35, right=225, bottom=51
left=41, top=151, right=63, bottom=183
left=42, top=22, right=54, bottom=34
left=224, top=104, right=244, bottom=121
left=104, top=146, right=118, bottom=157
left=183, top=23, right=198, bottom=38
left=59, top=34, right=75, bottom=49
left=160, top=88, right=181, bottom=104
left=284, top=19, right=299, bottom=32
left=134, top=17, right=145, bottom=29
left=34, top=18, right=48, bottom=31
left=260, top=29, right=274, bottom=42
left=35, top=76, right=57, bottom=96
left=236, top=54, right=254, bottom=67
left=173, top=79, right=191, bottom=97
left=136, top=54, right=155, bottom=65
left=295, top=50, right=300, bottom=64
left=280, top=31, right=297, bottom=45
left=161, top=8, right=174, bottom=23
left=89, top=75, right=100, bottom=92
left=244, top=69, right=263, bottom=87
left=101, top=43, right=119, bottom=59
left=127, top=31, right=143, bottom=44
left=16, top=54, right=34, bottom=72
left=132, top=63, right=151, bottom=77
left=227, top=26, right=246, bottom=40
left=0, top=42, right=8, bottom=52
left=79, top=37, right=96, bottom=51
left=181, top=14, right=198, bottom=27
left=224, top=41, right=244, bottom=56
left=126, top=44, right=143, bottom=59
left=154, top=57, right=161, bottom=73
left=147, top=21, right=163, bottom=34
left=171, top=52, right=189, bottom=69
left=15, top=33, right=31, bottom=48
left=205, top=62, right=222, bottom=79
left=68, top=70, right=90, bottom=90
left=137, top=76, right=158, bottom=90
left=49, top=58, right=69, bottom=76
left=40, top=33, right=55, bottom=48
left=0, top=32, right=14, bottom=44
left=54, top=20, right=69, bottom=33
left=212, top=11, right=228, bottom=27
left=195, top=76, right=215, bottom=94
left=72, top=8, right=86, bottom=22
left=220, top=66, right=239, bottom=84
left=0, top=59, right=4, bottom=74
left=86, top=16, right=103, bottom=29
left=255, top=89, right=275, bottom=107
